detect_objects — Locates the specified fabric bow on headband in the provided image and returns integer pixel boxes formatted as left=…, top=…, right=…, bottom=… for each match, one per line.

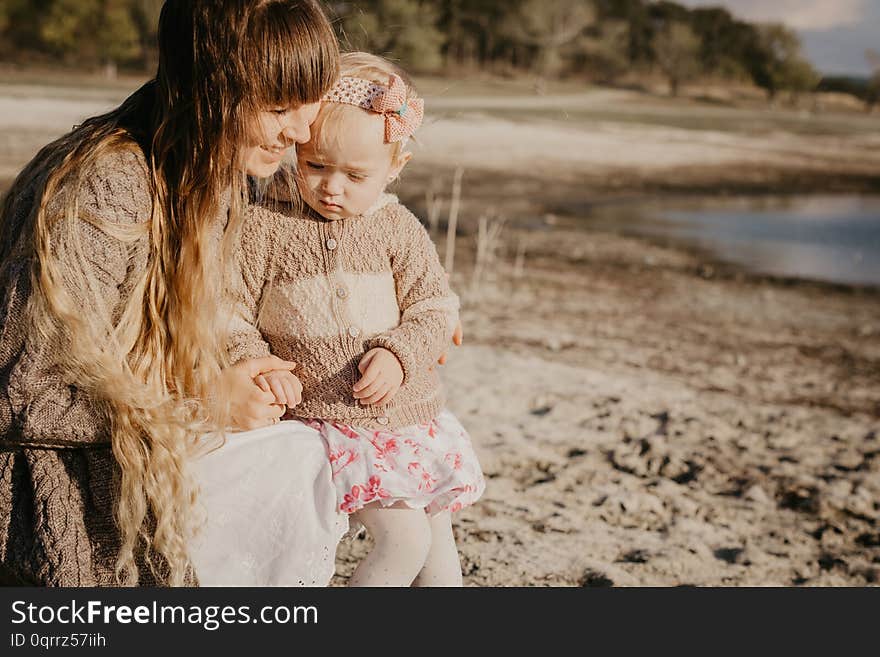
left=322, top=74, right=424, bottom=143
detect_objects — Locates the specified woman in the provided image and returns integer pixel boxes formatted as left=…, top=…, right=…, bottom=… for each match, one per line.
left=0, top=0, right=342, bottom=586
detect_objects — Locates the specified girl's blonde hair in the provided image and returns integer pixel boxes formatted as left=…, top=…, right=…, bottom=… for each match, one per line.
left=0, top=0, right=338, bottom=586
left=314, top=51, right=421, bottom=164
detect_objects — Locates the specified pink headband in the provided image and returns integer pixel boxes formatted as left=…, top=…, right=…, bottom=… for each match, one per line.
left=322, top=74, right=424, bottom=144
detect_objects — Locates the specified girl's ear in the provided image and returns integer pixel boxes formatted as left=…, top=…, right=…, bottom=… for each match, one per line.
left=387, top=151, right=412, bottom=183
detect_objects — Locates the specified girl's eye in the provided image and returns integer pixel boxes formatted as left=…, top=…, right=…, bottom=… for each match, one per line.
left=348, top=173, right=365, bottom=182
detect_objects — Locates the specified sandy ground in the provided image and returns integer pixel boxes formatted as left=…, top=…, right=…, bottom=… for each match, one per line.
left=330, top=225, right=880, bottom=586
left=2, top=77, right=879, bottom=586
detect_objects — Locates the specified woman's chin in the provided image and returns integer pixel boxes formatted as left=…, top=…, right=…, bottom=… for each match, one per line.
left=246, top=162, right=282, bottom=179
left=242, top=150, right=286, bottom=179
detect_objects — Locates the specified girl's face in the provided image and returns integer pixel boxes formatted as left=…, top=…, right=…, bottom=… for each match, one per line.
left=296, top=107, right=410, bottom=221
left=242, top=101, right=322, bottom=179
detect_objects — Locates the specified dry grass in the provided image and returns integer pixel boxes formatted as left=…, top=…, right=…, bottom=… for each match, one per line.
left=443, top=166, right=464, bottom=274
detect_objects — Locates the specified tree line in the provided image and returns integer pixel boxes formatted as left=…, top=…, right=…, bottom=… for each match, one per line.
left=1, top=0, right=878, bottom=106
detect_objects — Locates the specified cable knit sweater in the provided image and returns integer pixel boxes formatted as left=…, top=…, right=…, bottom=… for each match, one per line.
left=0, top=145, right=198, bottom=586
left=229, top=193, right=458, bottom=430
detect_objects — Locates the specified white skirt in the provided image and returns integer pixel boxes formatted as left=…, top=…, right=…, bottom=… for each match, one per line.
left=187, top=420, right=349, bottom=586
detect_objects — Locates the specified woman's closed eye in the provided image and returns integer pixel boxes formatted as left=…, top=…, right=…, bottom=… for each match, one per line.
left=306, top=161, right=325, bottom=170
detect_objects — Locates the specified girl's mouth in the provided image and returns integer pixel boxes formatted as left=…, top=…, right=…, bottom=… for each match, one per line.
left=320, top=199, right=342, bottom=210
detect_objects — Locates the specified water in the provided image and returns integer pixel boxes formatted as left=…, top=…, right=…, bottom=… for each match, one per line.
left=588, top=195, right=880, bottom=287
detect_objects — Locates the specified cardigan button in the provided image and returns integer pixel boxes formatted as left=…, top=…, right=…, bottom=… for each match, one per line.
left=376, top=416, right=389, bottom=426
left=326, top=238, right=337, bottom=250
left=336, top=287, right=347, bottom=299
left=348, top=326, right=360, bottom=338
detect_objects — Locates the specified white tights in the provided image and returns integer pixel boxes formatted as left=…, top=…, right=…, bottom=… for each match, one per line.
left=348, top=503, right=463, bottom=587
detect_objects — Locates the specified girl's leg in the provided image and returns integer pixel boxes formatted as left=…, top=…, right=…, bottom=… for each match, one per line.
left=349, top=502, right=432, bottom=587
left=413, top=511, right=463, bottom=587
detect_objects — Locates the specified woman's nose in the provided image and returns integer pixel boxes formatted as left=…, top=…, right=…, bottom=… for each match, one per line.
left=281, top=118, right=310, bottom=145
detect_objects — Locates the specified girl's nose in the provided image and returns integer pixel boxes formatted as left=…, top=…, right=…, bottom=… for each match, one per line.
left=321, top=175, right=343, bottom=195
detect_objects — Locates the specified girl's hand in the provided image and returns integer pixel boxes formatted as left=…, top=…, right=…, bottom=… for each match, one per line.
left=436, top=320, right=463, bottom=367
left=254, top=369, right=303, bottom=410
left=222, top=355, right=297, bottom=431
left=353, top=348, right=404, bottom=406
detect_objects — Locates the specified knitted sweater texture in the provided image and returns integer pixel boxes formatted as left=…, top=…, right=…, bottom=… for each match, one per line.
left=229, top=194, right=458, bottom=430
left=0, top=146, right=196, bottom=586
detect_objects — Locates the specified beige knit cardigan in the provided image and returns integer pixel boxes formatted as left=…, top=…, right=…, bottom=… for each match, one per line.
left=228, top=193, right=459, bottom=430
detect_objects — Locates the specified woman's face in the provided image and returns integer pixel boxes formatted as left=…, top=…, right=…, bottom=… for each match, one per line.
left=242, top=101, right=322, bottom=178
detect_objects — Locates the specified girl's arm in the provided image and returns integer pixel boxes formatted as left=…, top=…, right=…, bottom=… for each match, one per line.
left=226, top=206, right=275, bottom=364
left=226, top=206, right=305, bottom=420
left=365, top=203, right=459, bottom=384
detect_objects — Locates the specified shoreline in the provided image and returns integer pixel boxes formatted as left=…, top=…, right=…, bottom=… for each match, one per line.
left=398, top=165, right=880, bottom=295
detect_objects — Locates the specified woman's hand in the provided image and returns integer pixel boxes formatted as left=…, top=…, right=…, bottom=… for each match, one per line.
left=222, top=355, right=297, bottom=431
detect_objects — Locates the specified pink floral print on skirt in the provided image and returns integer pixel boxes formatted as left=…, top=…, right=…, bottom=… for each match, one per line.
left=305, top=408, right=485, bottom=516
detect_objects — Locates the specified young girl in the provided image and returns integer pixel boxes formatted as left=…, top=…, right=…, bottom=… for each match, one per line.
left=229, top=52, right=485, bottom=586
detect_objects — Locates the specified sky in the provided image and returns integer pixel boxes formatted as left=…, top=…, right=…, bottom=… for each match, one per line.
left=677, top=0, right=880, bottom=77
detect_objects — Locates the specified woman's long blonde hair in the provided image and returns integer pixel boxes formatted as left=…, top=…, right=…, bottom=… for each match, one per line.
left=0, top=0, right=338, bottom=585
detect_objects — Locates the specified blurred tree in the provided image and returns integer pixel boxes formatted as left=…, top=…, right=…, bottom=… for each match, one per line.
left=335, top=0, right=445, bottom=72
left=654, top=21, right=700, bottom=96
left=433, top=0, right=524, bottom=71
left=40, top=0, right=98, bottom=57
left=1, top=0, right=52, bottom=56
left=131, top=0, right=163, bottom=69
left=690, top=7, right=754, bottom=81
left=41, top=0, right=141, bottom=76
left=501, top=0, right=596, bottom=80
left=781, top=57, right=821, bottom=102
left=648, top=0, right=690, bottom=25
left=589, top=19, right=631, bottom=83
left=751, top=24, right=818, bottom=102
left=594, top=0, right=653, bottom=67
left=818, top=75, right=867, bottom=99
left=566, top=18, right=630, bottom=84
left=100, top=0, right=141, bottom=75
